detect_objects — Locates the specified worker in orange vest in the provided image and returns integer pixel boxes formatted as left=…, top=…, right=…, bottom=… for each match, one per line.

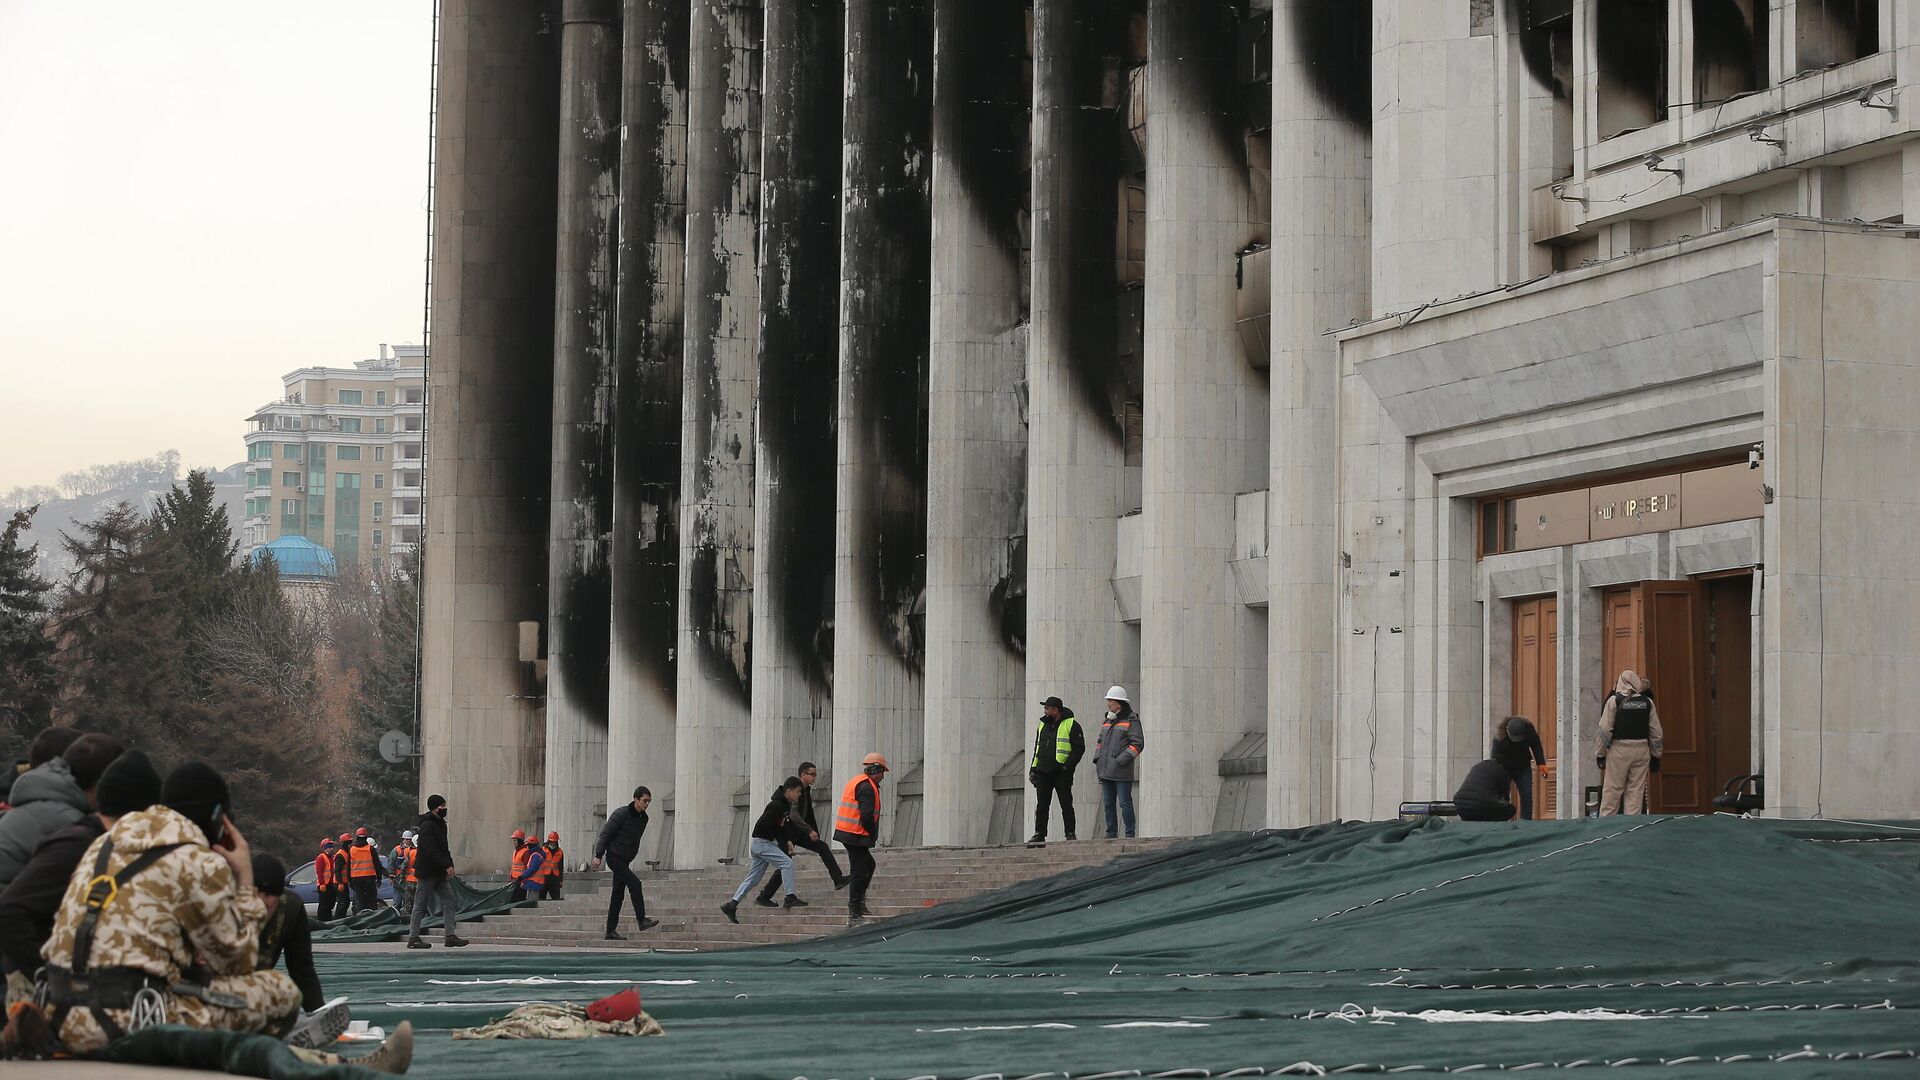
left=330, top=833, right=351, bottom=918
left=518, top=839, right=549, bottom=899
left=346, top=826, right=385, bottom=913
left=509, top=828, right=531, bottom=883
left=833, top=752, right=890, bottom=926
left=313, top=837, right=340, bottom=923
left=540, top=832, right=564, bottom=901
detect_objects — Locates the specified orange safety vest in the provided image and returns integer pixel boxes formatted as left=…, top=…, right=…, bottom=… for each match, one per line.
left=404, top=846, right=418, bottom=884
left=546, top=846, right=564, bottom=879
left=834, top=774, right=881, bottom=839
left=315, top=851, right=335, bottom=888
left=348, top=842, right=378, bottom=879
left=527, top=848, right=554, bottom=886
left=511, top=843, right=531, bottom=879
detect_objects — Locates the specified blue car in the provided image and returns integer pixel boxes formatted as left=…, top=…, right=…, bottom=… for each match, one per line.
left=285, top=859, right=397, bottom=917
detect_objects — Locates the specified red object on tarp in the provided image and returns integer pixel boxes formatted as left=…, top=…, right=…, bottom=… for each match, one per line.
left=585, top=987, right=642, bottom=1023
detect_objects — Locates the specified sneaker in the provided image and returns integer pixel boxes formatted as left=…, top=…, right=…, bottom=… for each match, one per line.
left=286, top=997, right=353, bottom=1050
left=754, top=896, right=780, bottom=908
left=353, top=1020, right=414, bottom=1075
left=604, top=929, right=626, bottom=941
left=846, top=913, right=865, bottom=927
left=855, top=903, right=874, bottom=918
left=1065, top=833, right=1078, bottom=841
left=405, top=937, right=430, bottom=950
left=720, top=901, right=739, bottom=924
left=1027, top=833, right=1045, bottom=844
left=637, top=917, right=660, bottom=932
left=783, top=895, right=809, bottom=909
left=445, top=935, right=470, bottom=948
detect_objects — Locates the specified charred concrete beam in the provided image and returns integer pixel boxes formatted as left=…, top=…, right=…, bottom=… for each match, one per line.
left=831, top=0, right=933, bottom=842
left=922, top=0, right=1030, bottom=846
left=673, top=0, right=763, bottom=867
left=545, top=0, right=622, bottom=850
left=607, top=0, right=689, bottom=863
left=421, top=0, right=562, bottom=874
left=750, top=0, right=843, bottom=795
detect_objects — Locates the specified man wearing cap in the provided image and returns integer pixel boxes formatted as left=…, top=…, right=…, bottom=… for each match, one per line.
left=388, top=832, right=417, bottom=918
left=407, top=794, right=468, bottom=950
left=833, top=753, right=890, bottom=925
left=0, top=744, right=151, bottom=1003
left=1491, top=715, right=1548, bottom=820
left=346, top=827, right=385, bottom=913
left=508, top=828, right=531, bottom=884
left=540, top=832, right=564, bottom=901
left=1029, top=697, right=1085, bottom=843
left=1093, top=686, right=1145, bottom=839
left=313, top=837, right=340, bottom=923
left=328, top=834, right=351, bottom=919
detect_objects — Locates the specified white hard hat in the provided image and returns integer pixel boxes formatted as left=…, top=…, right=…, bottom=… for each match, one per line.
left=1105, top=685, right=1129, bottom=702
left=402, top=830, right=415, bottom=840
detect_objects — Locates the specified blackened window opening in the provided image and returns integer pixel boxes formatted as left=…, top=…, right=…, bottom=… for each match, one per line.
left=1693, top=0, right=1770, bottom=103
left=1796, top=0, right=1878, bottom=71
left=1596, top=0, right=1669, bottom=139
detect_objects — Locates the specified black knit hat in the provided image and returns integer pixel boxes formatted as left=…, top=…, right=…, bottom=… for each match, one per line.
left=94, top=750, right=162, bottom=817
left=161, top=760, right=232, bottom=843
left=251, top=852, right=287, bottom=896
left=427, top=793, right=446, bottom=811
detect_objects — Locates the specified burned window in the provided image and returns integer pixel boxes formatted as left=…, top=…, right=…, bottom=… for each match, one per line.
left=1797, top=0, right=1878, bottom=70
left=1596, top=0, right=1669, bottom=139
left=1693, top=0, right=1770, bottom=102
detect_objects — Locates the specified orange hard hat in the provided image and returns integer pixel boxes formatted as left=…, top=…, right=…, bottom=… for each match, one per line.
left=510, top=829, right=527, bottom=840
left=338, top=833, right=351, bottom=843
left=320, top=837, right=334, bottom=846
left=585, top=987, right=641, bottom=1023
left=546, top=831, right=560, bottom=842
left=355, top=827, right=369, bottom=838
left=861, top=752, right=890, bottom=771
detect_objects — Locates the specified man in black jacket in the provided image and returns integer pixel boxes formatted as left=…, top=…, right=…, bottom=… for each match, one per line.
left=1452, top=759, right=1518, bottom=822
left=721, top=777, right=812, bottom=922
left=1029, top=696, right=1086, bottom=843
left=753, top=761, right=848, bottom=907
left=0, top=748, right=158, bottom=998
left=1491, top=716, right=1548, bottom=820
left=591, top=786, right=660, bottom=940
left=405, top=793, right=470, bottom=950
left=249, top=852, right=351, bottom=1050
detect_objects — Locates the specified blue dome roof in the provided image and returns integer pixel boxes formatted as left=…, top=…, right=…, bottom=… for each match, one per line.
left=251, top=535, right=338, bottom=579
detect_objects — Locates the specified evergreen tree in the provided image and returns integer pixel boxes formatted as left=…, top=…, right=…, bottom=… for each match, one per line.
left=0, top=507, right=57, bottom=750
left=149, top=468, right=242, bottom=664
left=341, top=550, right=423, bottom=835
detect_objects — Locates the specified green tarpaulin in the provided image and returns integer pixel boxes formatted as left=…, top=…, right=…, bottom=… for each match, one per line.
left=288, top=816, right=1916, bottom=1077
left=310, top=880, right=534, bottom=944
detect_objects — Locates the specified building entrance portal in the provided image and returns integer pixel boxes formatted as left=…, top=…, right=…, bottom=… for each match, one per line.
left=1601, top=574, right=1753, bottom=814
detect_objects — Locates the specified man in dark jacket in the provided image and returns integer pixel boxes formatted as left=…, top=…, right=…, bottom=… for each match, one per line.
left=833, top=753, right=889, bottom=925
left=249, top=851, right=352, bottom=1051
left=1093, top=687, right=1145, bottom=839
left=753, top=761, right=848, bottom=907
left=721, top=777, right=812, bottom=922
left=591, top=786, right=660, bottom=940
left=1029, top=696, right=1086, bottom=843
left=1452, top=759, right=1518, bottom=822
left=0, top=747, right=155, bottom=1000
left=0, top=731, right=114, bottom=888
left=405, top=793, right=469, bottom=949
left=1491, top=715, right=1548, bottom=820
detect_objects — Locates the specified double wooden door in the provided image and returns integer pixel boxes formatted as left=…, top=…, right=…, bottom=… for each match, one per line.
left=1511, top=597, right=1558, bottom=819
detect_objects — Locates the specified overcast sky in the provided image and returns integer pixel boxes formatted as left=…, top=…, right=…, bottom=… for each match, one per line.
left=0, top=2, right=434, bottom=492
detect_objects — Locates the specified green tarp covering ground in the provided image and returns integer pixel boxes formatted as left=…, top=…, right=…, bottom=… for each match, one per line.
left=310, top=880, right=534, bottom=943
left=301, top=816, right=1917, bottom=1078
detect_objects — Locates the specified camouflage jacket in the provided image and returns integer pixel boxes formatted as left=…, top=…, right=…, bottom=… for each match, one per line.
left=41, top=806, right=265, bottom=981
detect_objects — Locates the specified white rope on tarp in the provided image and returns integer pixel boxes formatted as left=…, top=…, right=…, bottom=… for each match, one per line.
left=1308, top=1001, right=1895, bottom=1023
left=1367, top=973, right=1902, bottom=991
left=1312, top=820, right=1667, bottom=923
left=799, top=1052, right=1920, bottom=1080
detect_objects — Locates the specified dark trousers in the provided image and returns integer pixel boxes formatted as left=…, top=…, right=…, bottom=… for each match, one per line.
left=1032, top=770, right=1076, bottom=838
left=1502, top=762, right=1535, bottom=820
left=1457, top=798, right=1516, bottom=822
left=605, top=858, right=647, bottom=931
left=844, top=845, right=876, bottom=910
left=541, top=877, right=563, bottom=901
left=757, top=835, right=845, bottom=902
left=350, top=877, right=379, bottom=912
left=1100, top=779, right=1137, bottom=838
left=408, top=873, right=460, bottom=941
left=317, top=885, right=341, bottom=921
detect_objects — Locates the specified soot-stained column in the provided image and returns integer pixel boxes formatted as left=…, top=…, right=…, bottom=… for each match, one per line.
left=1267, top=1, right=1370, bottom=828
left=1026, top=0, right=1135, bottom=821
left=673, top=0, right=762, bottom=867
left=606, top=0, right=687, bottom=862
left=421, top=0, right=560, bottom=873
left=1138, top=0, right=1266, bottom=838
left=751, top=0, right=842, bottom=797
left=545, top=0, right=622, bottom=850
left=922, top=0, right=1029, bottom=847
left=832, top=0, right=933, bottom=841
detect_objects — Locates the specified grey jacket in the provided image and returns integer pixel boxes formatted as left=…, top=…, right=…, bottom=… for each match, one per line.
left=0, top=759, right=89, bottom=888
left=1093, top=706, right=1144, bottom=783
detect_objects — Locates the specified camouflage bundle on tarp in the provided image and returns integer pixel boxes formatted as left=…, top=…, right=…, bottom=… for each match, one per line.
left=311, top=880, right=533, bottom=943
left=451, top=1003, right=662, bottom=1040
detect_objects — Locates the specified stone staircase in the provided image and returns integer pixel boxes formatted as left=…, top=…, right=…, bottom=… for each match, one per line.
left=459, top=837, right=1174, bottom=951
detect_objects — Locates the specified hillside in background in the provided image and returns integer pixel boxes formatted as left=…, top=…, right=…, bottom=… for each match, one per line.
left=2, top=453, right=246, bottom=583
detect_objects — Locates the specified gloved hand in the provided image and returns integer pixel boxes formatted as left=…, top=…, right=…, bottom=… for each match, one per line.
left=1649, top=757, right=1662, bottom=774
left=1029, top=769, right=1040, bottom=786
left=1595, top=755, right=1606, bottom=771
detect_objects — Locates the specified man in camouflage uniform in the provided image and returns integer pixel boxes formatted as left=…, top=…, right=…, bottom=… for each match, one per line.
left=37, top=762, right=301, bottom=1053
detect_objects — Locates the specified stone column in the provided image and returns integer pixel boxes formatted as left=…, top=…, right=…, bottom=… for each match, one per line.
left=831, top=0, right=933, bottom=842
left=751, top=0, right=842, bottom=799
left=673, top=0, right=763, bottom=867
left=1267, top=0, right=1370, bottom=828
left=607, top=0, right=688, bottom=865
left=922, top=0, right=1030, bottom=847
left=420, top=0, right=560, bottom=873
left=1138, top=0, right=1265, bottom=838
left=1026, top=0, right=1134, bottom=830
left=544, top=0, right=622, bottom=850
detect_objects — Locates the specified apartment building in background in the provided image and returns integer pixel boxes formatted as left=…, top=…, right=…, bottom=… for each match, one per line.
left=241, top=344, right=425, bottom=569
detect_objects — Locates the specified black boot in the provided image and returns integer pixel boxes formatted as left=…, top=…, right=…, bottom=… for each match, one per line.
left=720, top=900, right=739, bottom=924
left=784, top=895, right=809, bottom=909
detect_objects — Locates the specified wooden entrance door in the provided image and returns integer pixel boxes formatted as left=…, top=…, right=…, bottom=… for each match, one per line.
left=1511, top=597, right=1558, bottom=818
left=1601, top=581, right=1710, bottom=814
